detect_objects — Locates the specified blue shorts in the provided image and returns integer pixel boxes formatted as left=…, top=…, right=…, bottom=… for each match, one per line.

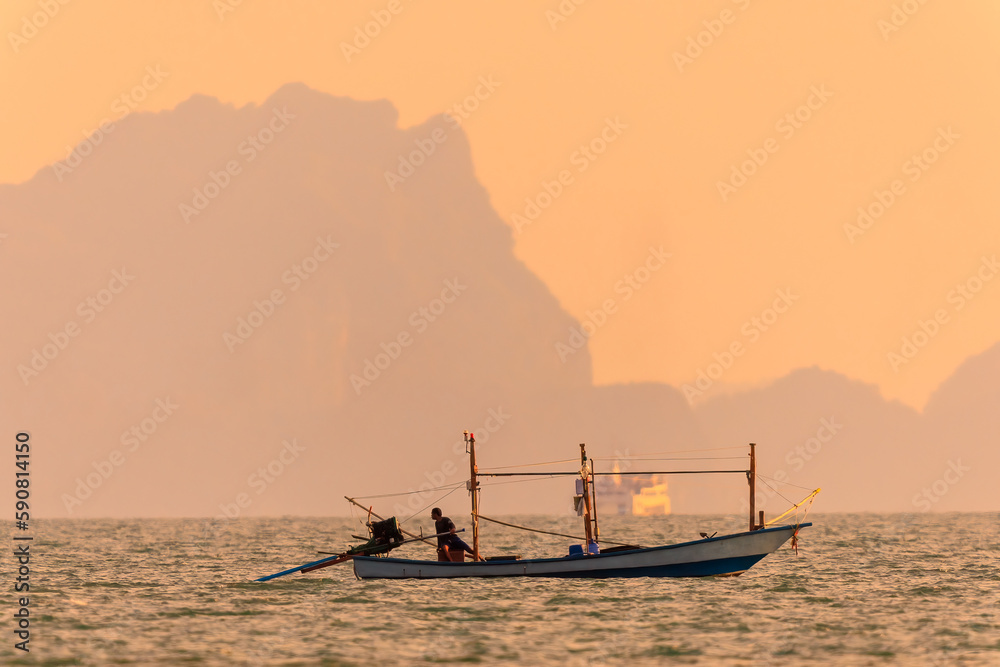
left=440, top=535, right=473, bottom=552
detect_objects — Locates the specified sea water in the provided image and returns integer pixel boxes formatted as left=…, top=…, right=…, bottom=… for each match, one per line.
left=3, top=513, right=997, bottom=665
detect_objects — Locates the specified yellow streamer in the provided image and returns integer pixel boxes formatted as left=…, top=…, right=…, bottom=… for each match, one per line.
left=764, top=488, right=821, bottom=527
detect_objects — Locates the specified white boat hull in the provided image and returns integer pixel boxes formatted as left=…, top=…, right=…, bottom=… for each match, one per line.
left=352, top=523, right=809, bottom=579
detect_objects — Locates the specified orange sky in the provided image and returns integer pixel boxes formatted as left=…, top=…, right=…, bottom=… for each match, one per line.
left=3, top=0, right=998, bottom=410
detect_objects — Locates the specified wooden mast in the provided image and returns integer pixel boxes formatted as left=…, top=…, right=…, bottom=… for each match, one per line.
left=748, top=442, right=757, bottom=531
left=590, top=456, right=600, bottom=545
left=466, top=431, right=481, bottom=560
left=579, top=443, right=594, bottom=548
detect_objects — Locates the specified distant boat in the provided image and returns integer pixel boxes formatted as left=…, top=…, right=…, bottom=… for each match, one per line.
left=631, top=481, right=672, bottom=516
left=594, top=466, right=672, bottom=516
left=257, top=435, right=818, bottom=582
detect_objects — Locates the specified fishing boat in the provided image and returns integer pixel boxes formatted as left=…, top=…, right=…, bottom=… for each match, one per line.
left=256, top=433, right=818, bottom=582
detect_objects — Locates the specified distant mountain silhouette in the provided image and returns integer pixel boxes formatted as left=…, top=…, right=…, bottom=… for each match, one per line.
left=920, top=343, right=1000, bottom=511
left=2, top=84, right=995, bottom=518
left=692, top=368, right=925, bottom=513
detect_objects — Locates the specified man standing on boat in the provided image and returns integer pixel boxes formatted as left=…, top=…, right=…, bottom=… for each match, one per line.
left=431, top=508, right=477, bottom=561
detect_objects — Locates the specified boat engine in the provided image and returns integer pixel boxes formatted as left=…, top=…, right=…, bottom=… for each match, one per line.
left=369, top=516, right=404, bottom=546
left=346, top=516, right=405, bottom=558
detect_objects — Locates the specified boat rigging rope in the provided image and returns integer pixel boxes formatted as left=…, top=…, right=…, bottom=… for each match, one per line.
left=612, top=445, right=747, bottom=457
left=352, top=482, right=466, bottom=500
left=351, top=503, right=371, bottom=530
left=351, top=475, right=559, bottom=502
left=474, top=513, right=644, bottom=548
left=480, top=475, right=563, bottom=488
left=754, top=473, right=815, bottom=492
left=595, top=456, right=745, bottom=462
left=482, top=457, right=579, bottom=470
left=480, top=445, right=747, bottom=472
left=399, top=484, right=464, bottom=526
left=755, top=475, right=797, bottom=507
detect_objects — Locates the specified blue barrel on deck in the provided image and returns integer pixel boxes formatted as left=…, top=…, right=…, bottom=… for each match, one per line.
left=588, top=542, right=600, bottom=555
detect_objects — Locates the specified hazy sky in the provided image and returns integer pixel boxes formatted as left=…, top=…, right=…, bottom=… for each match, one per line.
left=3, top=0, right=998, bottom=410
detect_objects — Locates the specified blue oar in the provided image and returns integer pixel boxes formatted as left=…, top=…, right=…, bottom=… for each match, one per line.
left=255, top=554, right=351, bottom=582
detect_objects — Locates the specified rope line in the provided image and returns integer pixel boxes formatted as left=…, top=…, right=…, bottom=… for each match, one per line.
left=352, top=482, right=465, bottom=500
left=755, top=475, right=795, bottom=507
left=480, top=475, right=562, bottom=488
left=595, top=456, right=745, bottom=462
left=616, top=445, right=747, bottom=456
left=482, top=457, right=579, bottom=470
left=479, top=446, right=747, bottom=472
left=400, top=485, right=464, bottom=526
left=349, top=503, right=367, bottom=532
left=474, top=513, right=642, bottom=548
left=755, top=473, right=815, bottom=492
